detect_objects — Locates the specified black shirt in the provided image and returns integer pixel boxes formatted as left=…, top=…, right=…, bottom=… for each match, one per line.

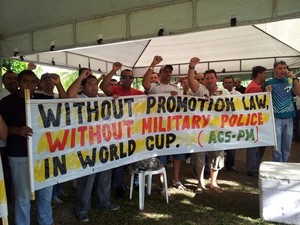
left=235, top=85, right=246, bottom=94
left=0, top=92, right=53, bottom=157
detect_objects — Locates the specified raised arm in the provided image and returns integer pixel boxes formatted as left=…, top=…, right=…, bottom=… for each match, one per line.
left=289, top=71, right=300, bottom=96
left=97, top=74, right=106, bottom=85
left=50, top=73, right=67, bottom=98
left=187, top=57, right=201, bottom=93
left=100, top=62, right=122, bottom=96
left=67, top=69, right=91, bottom=98
left=27, top=62, right=37, bottom=71
left=142, top=56, right=163, bottom=92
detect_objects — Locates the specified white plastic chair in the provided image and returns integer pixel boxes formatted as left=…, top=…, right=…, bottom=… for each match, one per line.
left=129, top=167, right=169, bottom=210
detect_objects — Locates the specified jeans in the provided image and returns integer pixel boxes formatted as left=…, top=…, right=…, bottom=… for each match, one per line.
left=75, top=169, right=112, bottom=219
left=246, top=147, right=266, bottom=173
left=112, top=166, right=124, bottom=190
left=9, top=157, right=53, bottom=225
left=273, top=118, right=293, bottom=162
left=52, top=183, right=61, bottom=198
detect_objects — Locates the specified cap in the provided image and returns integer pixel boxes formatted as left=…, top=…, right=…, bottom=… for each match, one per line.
left=234, top=78, right=241, bottom=83
left=160, top=64, right=173, bottom=72
left=40, top=73, right=51, bottom=80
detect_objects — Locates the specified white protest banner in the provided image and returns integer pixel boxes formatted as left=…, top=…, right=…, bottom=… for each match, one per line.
left=0, top=155, right=8, bottom=224
left=26, top=92, right=276, bottom=191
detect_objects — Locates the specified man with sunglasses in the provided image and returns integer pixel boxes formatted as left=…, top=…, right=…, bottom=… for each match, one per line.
left=100, top=62, right=144, bottom=198
left=142, top=56, right=188, bottom=194
left=101, top=62, right=144, bottom=96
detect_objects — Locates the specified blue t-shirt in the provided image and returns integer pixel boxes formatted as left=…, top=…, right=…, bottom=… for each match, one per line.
left=265, top=77, right=295, bottom=118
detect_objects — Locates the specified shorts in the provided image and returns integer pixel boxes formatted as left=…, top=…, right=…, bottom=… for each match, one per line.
left=191, top=152, right=205, bottom=168
left=208, top=151, right=225, bottom=171
left=158, top=153, right=187, bottom=164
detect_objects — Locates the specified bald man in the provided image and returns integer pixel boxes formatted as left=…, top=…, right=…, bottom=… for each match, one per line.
left=195, top=73, right=204, bottom=84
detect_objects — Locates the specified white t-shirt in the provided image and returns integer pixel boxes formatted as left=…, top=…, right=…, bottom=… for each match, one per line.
left=212, top=87, right=230, bottom=96
left=194, top=84, right=209, bottom=97
left=229, top=89, right=241, bottom=95
left=34, top=90, right=59, bottom=98
left=148, top=83, right=179, bottom=94
left=77, top=93, right=89, bottom=98
left=195, top=85, right=230, bottom=97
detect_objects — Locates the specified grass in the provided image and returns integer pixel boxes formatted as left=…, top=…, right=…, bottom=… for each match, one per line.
left=14, top=145, right=300, bottom=225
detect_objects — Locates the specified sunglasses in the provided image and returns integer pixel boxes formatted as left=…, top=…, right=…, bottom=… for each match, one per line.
left=122, top=75, right=134, bottom=79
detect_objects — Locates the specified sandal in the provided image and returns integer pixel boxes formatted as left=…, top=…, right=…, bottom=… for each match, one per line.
left=210, top=186, right=223, bottom=193
left=172, top=180, right=187, bottom=190
left=195, top=188, right=204, bottom=194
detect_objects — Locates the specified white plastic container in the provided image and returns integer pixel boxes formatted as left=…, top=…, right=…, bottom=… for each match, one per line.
left=259, top=161, right=300, bottom=224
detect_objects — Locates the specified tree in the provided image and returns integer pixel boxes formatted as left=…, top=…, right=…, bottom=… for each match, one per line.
left=1, top=59, right=27, bottom=74
left=58, top=70, right=78, bottom=90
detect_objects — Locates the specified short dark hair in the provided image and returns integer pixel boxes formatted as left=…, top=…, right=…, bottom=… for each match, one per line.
left=159, top=65, right=173, bottom=72
left=18, top=70, right=37, bottom=82
left=252, top=66, right=266, bottom=79
left=110, top=78, right=118, bottom=83
left=2, top=70, right=16, bottom=81
left=273, top=60, right=286, bottom=69
left=204, top=69, right=217, bottom=78
left=222, top=76, right=233, bottom=82
left=81, top=75, right=97, bottom=86
left=120, top=69, right=132, bottom=76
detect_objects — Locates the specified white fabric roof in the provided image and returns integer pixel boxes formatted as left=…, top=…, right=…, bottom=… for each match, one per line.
left=23, top=19, right=300, bottom=77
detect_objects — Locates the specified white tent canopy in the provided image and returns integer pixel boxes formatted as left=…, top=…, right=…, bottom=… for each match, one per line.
left=22, top=19, right=300, bottom=77
left=1, top=0, right=300, bottom=77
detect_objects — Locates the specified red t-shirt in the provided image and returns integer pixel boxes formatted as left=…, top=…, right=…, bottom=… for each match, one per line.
left=245, top=80, right=262, bottom=93
left=112, top=86, right=144, bottom=96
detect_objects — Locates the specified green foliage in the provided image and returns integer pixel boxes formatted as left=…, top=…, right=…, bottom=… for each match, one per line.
left=1, top=59, right=27, bottom=74
left=58, top=70, right=78, bottom=90
left=1, top=58, right=78, bottom=90
left=134, top=78, right=144, bottom=91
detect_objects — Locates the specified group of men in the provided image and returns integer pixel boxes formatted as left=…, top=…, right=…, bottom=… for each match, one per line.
left=0, top=57, right=299, bottom=224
